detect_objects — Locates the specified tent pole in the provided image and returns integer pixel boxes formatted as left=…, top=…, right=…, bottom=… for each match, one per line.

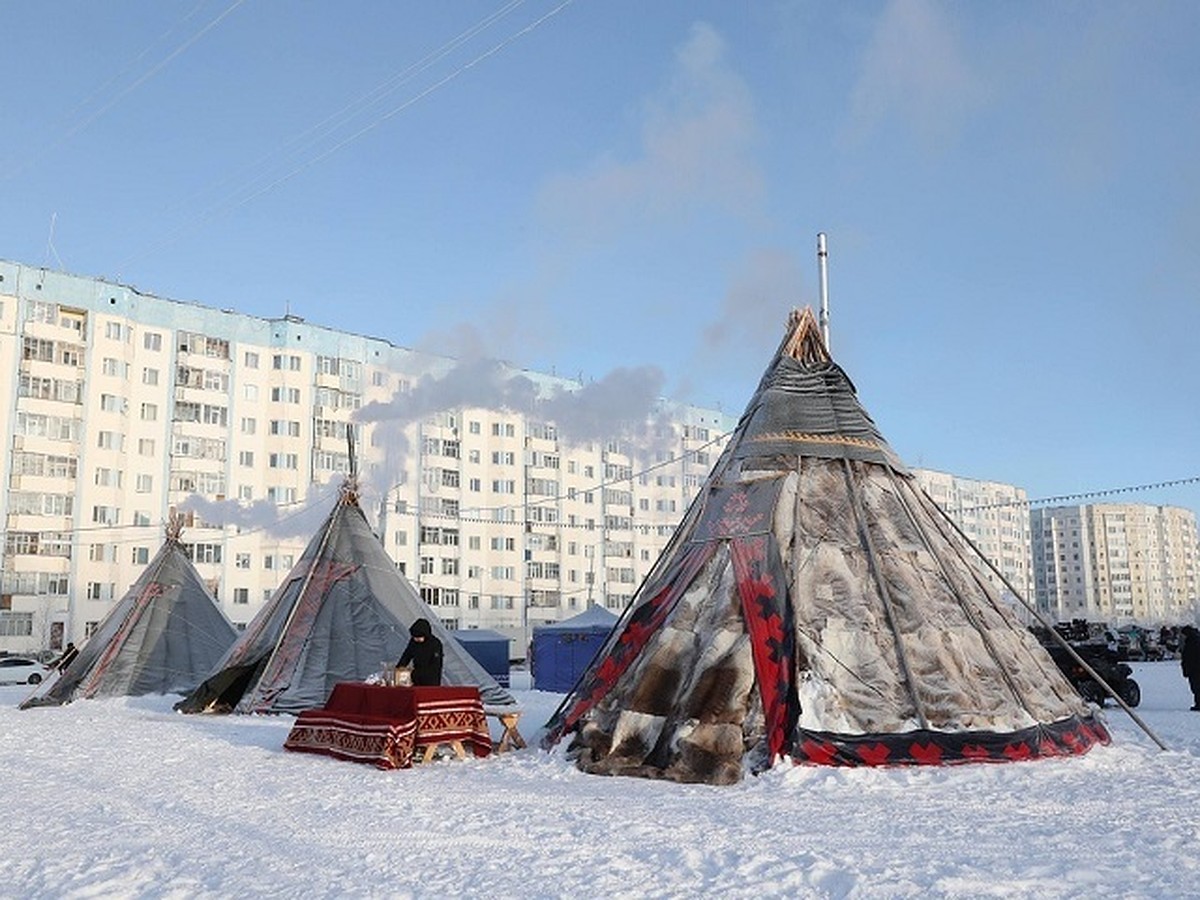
left=916, top=487, right=1169, bottom=752
left=841, top=458, right=930, bottom=731
left=817, top=233, right=831, bottom=351
left=884, top=469, right=1044, bottom=718
left=246, top=493, right=346, bottom=712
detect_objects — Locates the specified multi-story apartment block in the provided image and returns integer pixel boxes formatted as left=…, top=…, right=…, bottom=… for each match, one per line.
left=1032, top=503, right=1199, bottom=624
left=910, top=469, right=1034, bottom=614
left=0, top=261, right=736, bottom=656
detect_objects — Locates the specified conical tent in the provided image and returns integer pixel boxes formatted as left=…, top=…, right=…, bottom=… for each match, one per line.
left=176, top=482, right=517, bottom=715
left=544, top=308, right=1107, bottom=783
left=21, top=524, right=237, bottom=708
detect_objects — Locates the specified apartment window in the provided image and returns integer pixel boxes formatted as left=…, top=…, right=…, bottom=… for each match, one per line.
left=244, top=384, right=258, bottom=401
left=442, top=558, right=459, bottom=576
left=138, top=438, right=155, bottom=456
left=469, top=478, right=481, bottom=492
left=135, top=474, right=153, bottom=493
left=420, top=557, right=435, bottom=576
left=241, top=417, right=256, bottom=435
left=94, top=467, right=123, bottom=488
left=132, top=547, right=150, bottom=565
left=140, top=403, right=158, bottom=422
left=97, top=431, right=124, bottom=451
left=233, top=588, right=249, bottom=605
left=105, top=321, right=129, bottom=342
left=142, top=367, right=159, bottom=386
left=143, top=332, right=162, bottom=351
left=469, top=421, right=481, bottom=434
left=244, top=351, right=259, bottom=369
left=239, top=451, right=255, bottom=467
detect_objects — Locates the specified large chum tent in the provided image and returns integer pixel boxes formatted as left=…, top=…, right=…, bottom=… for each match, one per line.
left=21, top=520, right=237, bottom=708
left=544, top=308, right=1108, bottom=784
left=176, top=480, right=516, bottom=715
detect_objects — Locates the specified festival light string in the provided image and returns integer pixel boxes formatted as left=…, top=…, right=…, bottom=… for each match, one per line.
left=952, top=474, right=1200, bottom=515
left=0, top=427, right=725, bottom=546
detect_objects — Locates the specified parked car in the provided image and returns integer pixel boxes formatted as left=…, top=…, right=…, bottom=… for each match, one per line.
left=0, top=657, right=50, bottom=685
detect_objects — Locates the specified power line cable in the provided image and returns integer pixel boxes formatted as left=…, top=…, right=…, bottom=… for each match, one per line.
left=117, top=0, right=576, bottom=272
left=150, top=0, right=527, bottom=225
left=0, top=0, right=243, bottom=183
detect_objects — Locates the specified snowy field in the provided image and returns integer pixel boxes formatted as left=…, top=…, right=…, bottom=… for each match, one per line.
left=2, top=662, right=1199, bottom=899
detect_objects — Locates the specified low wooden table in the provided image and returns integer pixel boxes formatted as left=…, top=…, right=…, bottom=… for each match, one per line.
left=283, top=683, right=490, bottom=769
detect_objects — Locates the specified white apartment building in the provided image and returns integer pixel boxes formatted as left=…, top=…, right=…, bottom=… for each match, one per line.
left=0, top=261, right=736, bottom=656
left=1032, top=503, right=1199, bottom=624
left=910, top=468, right=1034, bottom=614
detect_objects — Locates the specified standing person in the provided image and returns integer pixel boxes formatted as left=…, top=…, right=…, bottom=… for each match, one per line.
left=1182, top=626, right=1200, bottom=711
left=397, top=618, right=443, bottom=687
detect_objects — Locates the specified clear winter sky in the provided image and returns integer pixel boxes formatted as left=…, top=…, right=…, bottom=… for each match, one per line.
left=3, top=2, right=1198, bottom=512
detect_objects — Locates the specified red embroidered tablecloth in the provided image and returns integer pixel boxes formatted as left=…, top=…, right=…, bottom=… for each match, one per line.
left=283, top=684, right=489, bottom=769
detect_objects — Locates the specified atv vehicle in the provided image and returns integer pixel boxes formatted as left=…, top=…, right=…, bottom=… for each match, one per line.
left=1044, top=641, right=1141, bottom=708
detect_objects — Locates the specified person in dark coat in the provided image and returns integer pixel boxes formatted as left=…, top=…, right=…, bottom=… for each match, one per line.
left=1181, top=625, right=1200, bottom=711
left=398, top=618, right=443, bottom=687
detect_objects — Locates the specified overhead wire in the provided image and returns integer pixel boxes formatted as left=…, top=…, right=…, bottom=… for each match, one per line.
left=1, top=0, right=243, bottom=183
left=150, top=0, right=528, bottom=225
left=117, top=0, right=576, bottom=271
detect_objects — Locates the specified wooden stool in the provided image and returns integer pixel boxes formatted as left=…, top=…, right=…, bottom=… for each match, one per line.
left=420, top=740, right=467, bottom=763
left=495, top=712, right=526, bottom=752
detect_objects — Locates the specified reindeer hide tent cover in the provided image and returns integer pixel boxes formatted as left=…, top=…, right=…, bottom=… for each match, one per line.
left=175, top=484, right=517, bottom=715
left=543, top=308, right=1107, bottom=783
left=21, top=529, right=237, bottom=708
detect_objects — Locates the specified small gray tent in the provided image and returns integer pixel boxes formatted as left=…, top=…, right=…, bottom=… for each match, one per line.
left=21, top=521, right=237, bottom=708
left=531, top=606, right=618, bottom=693
left=176, top=479, right=517, bottom=715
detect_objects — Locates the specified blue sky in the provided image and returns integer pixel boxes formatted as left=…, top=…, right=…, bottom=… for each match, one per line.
left=3, top=1, right=1198, bottom=511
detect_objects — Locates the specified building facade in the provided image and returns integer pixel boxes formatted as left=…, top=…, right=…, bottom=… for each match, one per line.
left=0, top=261, right=736, bottom=656
left=910, top=468, right=1034, bottom=615
left=1031, top=503, right=1199, bottom=624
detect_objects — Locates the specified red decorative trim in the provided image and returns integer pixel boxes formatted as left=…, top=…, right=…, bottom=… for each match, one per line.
left=790, top=715, right=1110, bottom=767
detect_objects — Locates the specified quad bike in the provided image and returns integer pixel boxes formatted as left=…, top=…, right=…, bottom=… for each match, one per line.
left=1044, top=642, right=1141, bottom=708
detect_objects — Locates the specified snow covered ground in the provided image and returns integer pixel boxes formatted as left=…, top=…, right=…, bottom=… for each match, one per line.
left=2, top=662, right=1198, bottom=899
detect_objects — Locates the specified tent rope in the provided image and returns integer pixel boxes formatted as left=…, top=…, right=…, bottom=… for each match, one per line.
left=914, top=486, right=1169, bottom=752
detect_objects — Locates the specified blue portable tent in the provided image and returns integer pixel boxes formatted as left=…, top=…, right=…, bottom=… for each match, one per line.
left=530, top=605, right=618, bottom=693
left=452, top=629, right=512, bottom=688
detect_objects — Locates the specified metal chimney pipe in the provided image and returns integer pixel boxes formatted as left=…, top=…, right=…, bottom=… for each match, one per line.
left=817, top=232, right=831, bottom=351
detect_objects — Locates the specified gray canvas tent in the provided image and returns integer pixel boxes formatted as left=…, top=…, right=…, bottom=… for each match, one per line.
left=21, top=521, right=237, bottom=708
left=544, top=308, right=1108, bottom=783
left=176, top=480, right=517, bottom=715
